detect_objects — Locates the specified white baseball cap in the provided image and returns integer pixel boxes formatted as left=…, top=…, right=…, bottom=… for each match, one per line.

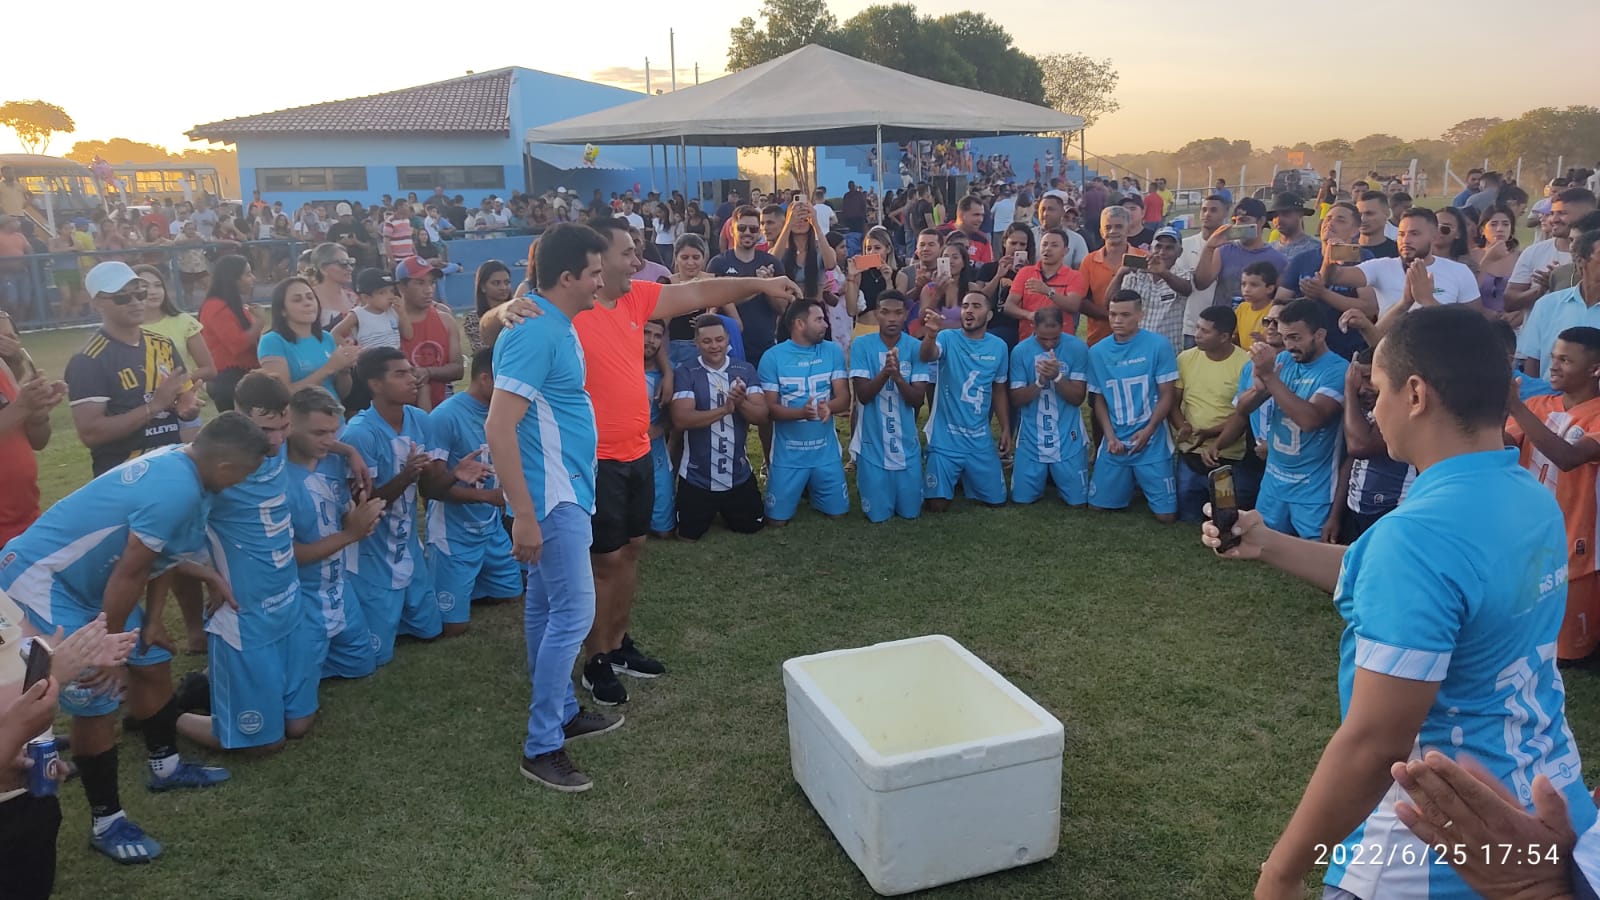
left=335, top=202, right=353, bottom=216
left=557, top=187, right=568, bottom=194
left=84, top=261, right=141, bottom=298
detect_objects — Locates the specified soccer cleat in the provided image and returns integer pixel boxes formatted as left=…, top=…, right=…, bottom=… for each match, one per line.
left=609, top=634, right=665, bottom=679
left=89, top=817, right=162, bottom=864
left=581, top=653, right=628, bottom=705
left=520, top=749, right=592, bottom=792
left=147, top=760, right=230, bottom=792
left=563, top=709, right=624, bottom=742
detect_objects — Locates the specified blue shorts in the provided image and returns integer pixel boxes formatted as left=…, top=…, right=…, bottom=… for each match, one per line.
left=1257, top=480, right=1331, bottom=539
left=209, top=631, right=319, bottom=749
left=857, top=460, right=922, bottom=523
left=21, top=601, right=170, bottom=719
left=923, top=448, right=1007, bottom=505
left=1011, top=454, right=1088, bottom=506
left=431, top=530, right=524, bottom=625
left=765, top=460, right=850, bottom=521
left=1089, top=452, right=1177, bottom=515
left=352, top=566, right=441, bottom=667
left=650, top=438, right=677, bottom=533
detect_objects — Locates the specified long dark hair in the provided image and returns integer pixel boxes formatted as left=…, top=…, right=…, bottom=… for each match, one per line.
left=133, top=264, right=181, bottom=318
left=475, top=260, right=512, bottom=317
left=269, top=276, right=324, bottom=343
left=942, top=243, right=976, bottom=306
left=1475, top=203, right=1521, bottom=252
left=209, top=254, right=252, bottom=329
left=780, top=227, right=821, bottom=300
left=1435, top=206, right=1473, bottom=260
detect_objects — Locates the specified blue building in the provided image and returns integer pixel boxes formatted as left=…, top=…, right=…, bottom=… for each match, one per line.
left=814, top=135, right=1089, bottom=195
left=188, top=68, right=739, bottom=208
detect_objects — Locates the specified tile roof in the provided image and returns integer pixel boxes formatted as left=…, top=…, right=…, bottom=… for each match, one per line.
left=188, top=69, right=513, bottom=142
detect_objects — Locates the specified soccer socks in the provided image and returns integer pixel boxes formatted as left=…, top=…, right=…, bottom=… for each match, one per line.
left=76, top=748, right=122, bottom=834
left=143, top=698, right=181, bottom=779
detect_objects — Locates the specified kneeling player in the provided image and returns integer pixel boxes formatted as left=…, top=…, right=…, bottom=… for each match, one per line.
left=1087, top=291, right=1179, bottom=523
left=850, top=291, right=929, bottom=522
left=759, top=300, right=850, bottom=524
left=920, top=293, right=1010, bottom=511
left=1009, top=306, right=1089, bottom=505
left=672, top=316, right=768, bottom=539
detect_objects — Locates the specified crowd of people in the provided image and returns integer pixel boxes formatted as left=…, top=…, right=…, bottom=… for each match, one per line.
left=5, top=147, right=1600, bottom=899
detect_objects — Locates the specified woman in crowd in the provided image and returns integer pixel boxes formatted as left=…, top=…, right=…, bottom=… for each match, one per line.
left=919, top=242, right=975, bottom=329
left=1433, top=206, right=1473, bottom=264
left=198, top=254, right=264, bottom=410
left=135, top=263, right=216, bottom=383
left=661, top=233, right=737, bottom=367
left=137, top=223, right=170, bottom=265
left=651, top=202, right=681, bottom=264
left=464, top=259, right=515, bottom=354
left=978, top=223, right=1036, bottom=347
left=771, top=198, right=836, bottom=304
left=257, top=276, right=357, bottom=397
left=1471, top=203, right=1522, bottom=321
left=413, top=225, right=448, bottom=266
left=308, top=242, right=358, bottom=325
left=684, top=202, right=714, bottom=252
left=844, top=226, right=900, bottom=338
left=173, top=220, right=211, bottom=304
left=272, top=214, right=294, bottom=241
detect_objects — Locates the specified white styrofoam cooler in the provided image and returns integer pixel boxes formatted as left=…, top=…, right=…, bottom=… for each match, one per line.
left=782, top=634, right=1065, bottom=895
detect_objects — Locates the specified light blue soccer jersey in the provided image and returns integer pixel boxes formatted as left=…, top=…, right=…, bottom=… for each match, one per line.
left=426, top=391, right=501, bottom=552
left=491, top=295, right=597, bottom=519
left=0, top=445, right=209, bottom=626
left=849, top=331, right=930, bottom=471
left=285, top=452, right=358, bottom=639
left=341, top=405, right=444, bottom=590
left=645, top=368, right=666, bottom=432
left=923, top=329, right=1008, bottom=455
left=1234, top=359, right=1276, bottom=446
left=757, top=339, right=848, bottom=467
left=1009, top=335, right=1089, bottom=464
left=1324, top=449, right=1598, bottom=899
left=1261, top=349, right=1348, bottom=503
left=206, top=444, right=300, bottom=650
left=1086, top=328, right=1178, bottom=464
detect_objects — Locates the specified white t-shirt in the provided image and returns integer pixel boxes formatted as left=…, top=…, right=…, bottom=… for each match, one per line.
left=623, top=212, right=645, bottom=230
left=1511, top=237, right=1571, bottom=285
left=813, top=202, right=835, bottom=234
left=1383, top=221, right=1399, bottom=240
left=1356, top=255, right=1480, bottom=315
left=990, top=197, right=1016, bottom=232
left=1181, top=231, right=1218, bottom=336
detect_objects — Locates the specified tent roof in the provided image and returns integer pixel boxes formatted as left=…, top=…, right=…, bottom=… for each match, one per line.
left=524, top=45, right=1083, bottom=147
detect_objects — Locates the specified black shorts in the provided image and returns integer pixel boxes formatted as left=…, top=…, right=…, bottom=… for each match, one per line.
left=593, top=455, right=654, bottom=554
left=0, top=792, right=60, bottom=900
left=1338, top=506, right=1392, bottom=545
left=676, top=477, right=764, bottom=541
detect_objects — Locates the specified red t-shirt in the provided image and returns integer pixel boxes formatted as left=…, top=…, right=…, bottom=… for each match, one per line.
left=1143, top=192, right=1164, bottom=224
left=401, top=304, right=454, bottom=409
left=198, top=298, right=259, bottom=371
left=0, top=368, right=40, bottom=545
left=574, top=280, right=660, bottom=462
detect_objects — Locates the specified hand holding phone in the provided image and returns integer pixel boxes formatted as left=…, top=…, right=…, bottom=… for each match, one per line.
left=1122, top=253, right=1147, bottom=271
left=936, top=257, right=951, bottom=280
left=1223, top=224, right=1258, bottom=242
left=1208, top=466, right=1241, bottom=553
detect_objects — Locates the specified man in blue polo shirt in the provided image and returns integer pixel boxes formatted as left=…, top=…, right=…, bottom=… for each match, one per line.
left=487, top=223, right=623, bottom=793
left=1207, top=306, right=1598, bottom=900
left=1517, top=228, right=1600, bottom=378
left=849, top=291, right=930, bottom=522
left=759, top=299, right=850, bottom=524
left=1234, top=298, right=1349, bottom=539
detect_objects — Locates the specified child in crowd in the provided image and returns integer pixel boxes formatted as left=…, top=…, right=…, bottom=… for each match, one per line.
left=1233, top=261, right=1279, bottom=346
left=332, top=268, right=413, bottom=350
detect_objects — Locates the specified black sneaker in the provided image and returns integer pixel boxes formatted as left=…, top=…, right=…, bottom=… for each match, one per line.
left=519, top=749, right=592, bottom=792
left=609, top=634, right=665, bottom=679
left=581, top=654, right=628, bottom=705
left=563, top=709, right=624, bottom=742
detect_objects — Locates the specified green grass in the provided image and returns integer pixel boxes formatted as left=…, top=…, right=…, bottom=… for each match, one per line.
left=24, top=325, right=1600, bottom=899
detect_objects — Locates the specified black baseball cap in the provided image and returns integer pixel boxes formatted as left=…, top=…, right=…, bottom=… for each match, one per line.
left=355, top=268, right=397, bottom=294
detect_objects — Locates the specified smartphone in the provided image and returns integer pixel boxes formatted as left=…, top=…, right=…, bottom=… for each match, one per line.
left=1122, top=253, right=1147, bottom=270
left=1327, top=243, right=1362, bottom=264
left=22, top=637, right=51, bottom=690
left=1208, top=466, right=1241, bottom=553
left=937, top=257, right=951, bottom=279
left=1224, top=224, right=1258, bottom=241
left=1013, top=250, right=1027, bottom=267
left=854, top=252, right=883, bottom=270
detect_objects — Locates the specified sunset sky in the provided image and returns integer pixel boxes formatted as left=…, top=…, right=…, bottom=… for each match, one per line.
left=5, top=0, right=1597, bottom=158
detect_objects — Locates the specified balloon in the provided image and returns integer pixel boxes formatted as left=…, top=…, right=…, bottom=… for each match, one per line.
left=582, top=143, right=599, bottom=166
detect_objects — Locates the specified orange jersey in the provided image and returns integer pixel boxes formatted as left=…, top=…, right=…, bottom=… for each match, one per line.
left=1506, top=394, right=1600, bottom=577
left=1080, top=246, right=1146, bottom=346
left=574, top=280, right=661, bottom=463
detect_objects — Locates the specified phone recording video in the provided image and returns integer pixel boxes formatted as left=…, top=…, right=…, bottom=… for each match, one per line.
left=1208, top=466, right=1241, bottom=553
left=1224, top=224, right=1258, bottom=242
left=1122, top=253, right=1147, bottom=270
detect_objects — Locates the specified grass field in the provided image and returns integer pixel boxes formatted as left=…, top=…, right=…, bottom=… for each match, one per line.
left=19, top=318, right=1600, bottom=900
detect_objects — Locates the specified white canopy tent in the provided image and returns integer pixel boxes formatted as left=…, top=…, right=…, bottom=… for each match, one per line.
left=525, top=44, right=1084, bottom=203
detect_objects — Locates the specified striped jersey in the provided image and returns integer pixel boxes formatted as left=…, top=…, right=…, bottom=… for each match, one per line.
left=672, top=356, right=763, bottom=491
left=848, top=331, right=929, bottom=472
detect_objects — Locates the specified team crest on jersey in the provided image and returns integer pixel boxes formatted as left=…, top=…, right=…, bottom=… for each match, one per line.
left=0, top=551, right=14, bottom=570
left=63, top=682, right=95, bottom=708
left=120, top=459, right=150, bottom=483
left=237, top=710, right=264, bottom=736
left=437, top=591, right=456, bottom=613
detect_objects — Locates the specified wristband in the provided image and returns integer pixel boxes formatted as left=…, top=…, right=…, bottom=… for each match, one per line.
left=178, top=413, right=202, bottom=425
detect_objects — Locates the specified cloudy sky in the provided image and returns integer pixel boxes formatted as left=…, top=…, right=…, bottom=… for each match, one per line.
left=4, top=0, right=1597, bottom=157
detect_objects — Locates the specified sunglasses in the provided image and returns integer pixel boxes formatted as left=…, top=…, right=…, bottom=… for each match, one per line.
left=735, top=225, right=760, bottom=234
left=1261, top=317, right=1280, bottom=327
left=109, top=286, right=148, bottom=305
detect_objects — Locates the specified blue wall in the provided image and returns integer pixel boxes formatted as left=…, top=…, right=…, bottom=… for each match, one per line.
left=814, top=135, right=1079, bottom=194
left=234, top=67, right=738, bottom=208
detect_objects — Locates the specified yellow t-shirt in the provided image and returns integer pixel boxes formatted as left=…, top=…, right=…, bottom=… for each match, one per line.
left=1235, top=300, right=1273, bottom=346
left=1176, top=345, right=1248, bottom=459
left=143, top=312, right=203, bottom=352
left=73, top=230, right=96, bottom=270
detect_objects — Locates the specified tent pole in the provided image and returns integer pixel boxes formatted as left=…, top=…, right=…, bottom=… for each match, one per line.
left=875, top=124, right=884, bottom=226
left=645, top=57, right=656, bottom=194
left=679, top=137, right=688, bottom=201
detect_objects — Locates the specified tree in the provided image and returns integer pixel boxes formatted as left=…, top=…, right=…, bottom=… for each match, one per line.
left=727, top=0, right=838, bottom=71
left=1474, top=107, right=1600, bottom=174
left=1441, top=117, right=1503, bottom=147
left=1037, top=52, right=1120, bottom=128
left=1172, top=137, right=1252, bottom=172
left=0, top=100, right=74, bottom=155
left=1312, top=139, right=1352, bottom=159
left=923, top=11, right=1043, bottom=104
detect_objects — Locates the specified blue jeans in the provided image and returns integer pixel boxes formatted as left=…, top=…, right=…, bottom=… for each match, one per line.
left=521, top=502, right=595, bottom=758
left=1175, top=454, right=1261, bottom=523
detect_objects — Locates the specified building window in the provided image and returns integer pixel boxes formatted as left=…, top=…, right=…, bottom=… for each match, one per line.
left=255, top=167, right=368, bottom=192
left=397, top=165, right=504, bottom=192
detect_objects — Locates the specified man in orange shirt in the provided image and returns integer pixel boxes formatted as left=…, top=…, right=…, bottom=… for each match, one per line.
left=1505, top=325, right=1600, bottom=662
left=1003, top=229, right=1086, bottom=340
left=483, top=218, right=800, bottom=705
left=1079, top=206, right=1144, bottom=345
